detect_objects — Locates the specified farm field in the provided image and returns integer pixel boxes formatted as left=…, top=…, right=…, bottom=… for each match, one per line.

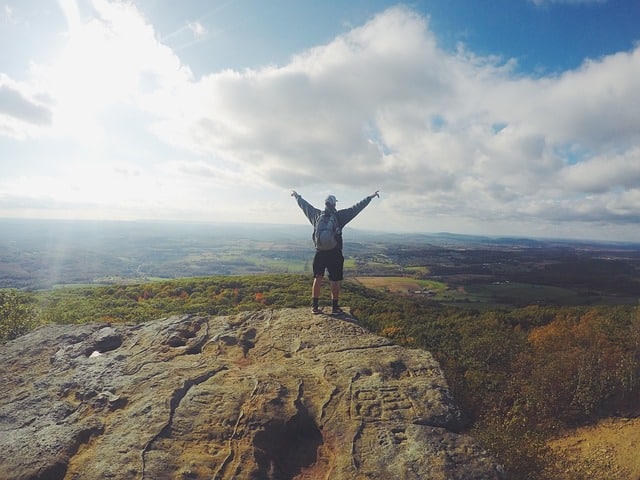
left=444, top=281, right=613, bottom=307
left=351, top=275, right=638, bottom=309
left=353, top=276, right=446, bottom=295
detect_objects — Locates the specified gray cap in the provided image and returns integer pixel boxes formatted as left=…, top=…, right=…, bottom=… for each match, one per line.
left=325, top=194, right=337, bottom=206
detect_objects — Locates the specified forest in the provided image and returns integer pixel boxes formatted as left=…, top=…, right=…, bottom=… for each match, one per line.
left=2, top=273, right=639, bottom=479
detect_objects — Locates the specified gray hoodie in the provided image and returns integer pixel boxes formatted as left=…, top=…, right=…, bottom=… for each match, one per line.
left=294, top=194, right=374, bottom=250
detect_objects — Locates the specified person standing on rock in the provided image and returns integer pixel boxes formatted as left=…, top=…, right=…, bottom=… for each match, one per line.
left=291, top=190, right=380, bottom=315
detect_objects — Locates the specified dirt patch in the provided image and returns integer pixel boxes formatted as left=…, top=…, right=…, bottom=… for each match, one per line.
left=549, top=417, right=640, bottom=480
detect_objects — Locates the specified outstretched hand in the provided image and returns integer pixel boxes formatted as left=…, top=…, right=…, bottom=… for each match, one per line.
left=291, top=190, right=298, bottom=198
left=371, top=190, right=380, bottom=198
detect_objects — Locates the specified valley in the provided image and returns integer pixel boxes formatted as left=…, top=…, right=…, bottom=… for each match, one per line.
left=2, top=219, right=638, bottom=310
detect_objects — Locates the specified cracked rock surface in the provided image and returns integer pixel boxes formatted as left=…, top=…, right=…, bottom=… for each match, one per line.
left=0, top=309, right=501, bottom=479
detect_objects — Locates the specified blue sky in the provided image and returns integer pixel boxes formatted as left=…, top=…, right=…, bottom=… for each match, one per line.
left=1, top=0, right=639, bottom=240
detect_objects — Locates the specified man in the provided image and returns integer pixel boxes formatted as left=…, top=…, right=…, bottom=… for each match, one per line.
left=291, top=190, right=380, bottom=314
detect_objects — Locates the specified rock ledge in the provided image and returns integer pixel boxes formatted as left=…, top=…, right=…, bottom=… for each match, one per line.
left=0, top=309, right=501, bottom=479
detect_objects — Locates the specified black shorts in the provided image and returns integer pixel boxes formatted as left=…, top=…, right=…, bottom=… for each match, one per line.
left=313, top=249, right=344, bottom=281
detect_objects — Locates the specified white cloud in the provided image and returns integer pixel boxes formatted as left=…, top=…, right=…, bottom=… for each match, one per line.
left=57, top=0, right=81, bottom=31
left=137, top=5, right=639, bottom=232
left=3, top=4, right=13, bottom=21
left=561, top=149, right=640, bottom=193
left=1, top=2, right=639, bottom=239
left=28, top=0, right=192, bottom=145
left=159, top=159, right=250, bottom=187
left=188, top=21, right=206, bottom=38
left=0, top=74, right=52, bottom=138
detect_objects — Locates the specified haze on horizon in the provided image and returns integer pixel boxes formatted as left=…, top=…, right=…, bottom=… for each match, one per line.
left=1, top=0, right=639, bottom=242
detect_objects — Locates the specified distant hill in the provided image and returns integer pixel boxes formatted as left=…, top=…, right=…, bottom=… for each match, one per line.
left=1, top=219, right=639, bottom=303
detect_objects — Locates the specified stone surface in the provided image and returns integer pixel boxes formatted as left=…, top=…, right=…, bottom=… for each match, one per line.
left=0, top=309, right=502, bottom=479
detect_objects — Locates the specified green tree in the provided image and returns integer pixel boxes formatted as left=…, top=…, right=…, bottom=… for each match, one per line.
left=0, top=289, right=37, bottom=343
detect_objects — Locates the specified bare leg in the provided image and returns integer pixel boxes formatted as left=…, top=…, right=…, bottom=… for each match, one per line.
left=313, top=275, right=323, bottom=298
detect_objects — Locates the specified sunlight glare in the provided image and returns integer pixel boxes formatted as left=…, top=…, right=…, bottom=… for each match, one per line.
left=45, top=0, right=169, bottom=144
left=57, top=0, right=81, bottom=32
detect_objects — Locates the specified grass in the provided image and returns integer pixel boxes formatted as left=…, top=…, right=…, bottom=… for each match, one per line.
left=404, top=266, right=431, bottom=275
left=353, top=276, right=447, bottom=294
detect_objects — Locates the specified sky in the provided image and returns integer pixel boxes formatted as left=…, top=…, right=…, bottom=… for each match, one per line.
left=1, top=0, right=639, bottom=241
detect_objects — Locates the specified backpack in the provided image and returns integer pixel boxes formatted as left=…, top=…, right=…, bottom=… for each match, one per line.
left=313, top=212, right=341, bottom=251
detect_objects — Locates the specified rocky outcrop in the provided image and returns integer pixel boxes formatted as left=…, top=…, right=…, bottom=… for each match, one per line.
left=0, top=309, right=501, bottom=479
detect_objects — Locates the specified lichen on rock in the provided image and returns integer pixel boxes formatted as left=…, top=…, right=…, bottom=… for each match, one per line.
left=0, top=309, right=502, bottom=479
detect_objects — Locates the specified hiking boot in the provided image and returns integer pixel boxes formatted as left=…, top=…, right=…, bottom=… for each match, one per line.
left=331, top=306, right=345, bottom=315
left=312, top=307, right=323, bottom=314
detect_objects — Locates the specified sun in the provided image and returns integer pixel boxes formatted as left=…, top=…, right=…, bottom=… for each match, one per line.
left=44, top=1, right=166, bottom=143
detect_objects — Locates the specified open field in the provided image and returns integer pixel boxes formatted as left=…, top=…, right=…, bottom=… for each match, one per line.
left=444, top=281, right=621, bottom=307
left=350, top=275, right=639, bottom=309
left=353, top=276, right=446, bottom=294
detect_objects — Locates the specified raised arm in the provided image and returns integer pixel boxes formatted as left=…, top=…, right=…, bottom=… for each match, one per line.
left=336, top=191, right=380, bottom=227
left=291, top=191, right=321, bottom=225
